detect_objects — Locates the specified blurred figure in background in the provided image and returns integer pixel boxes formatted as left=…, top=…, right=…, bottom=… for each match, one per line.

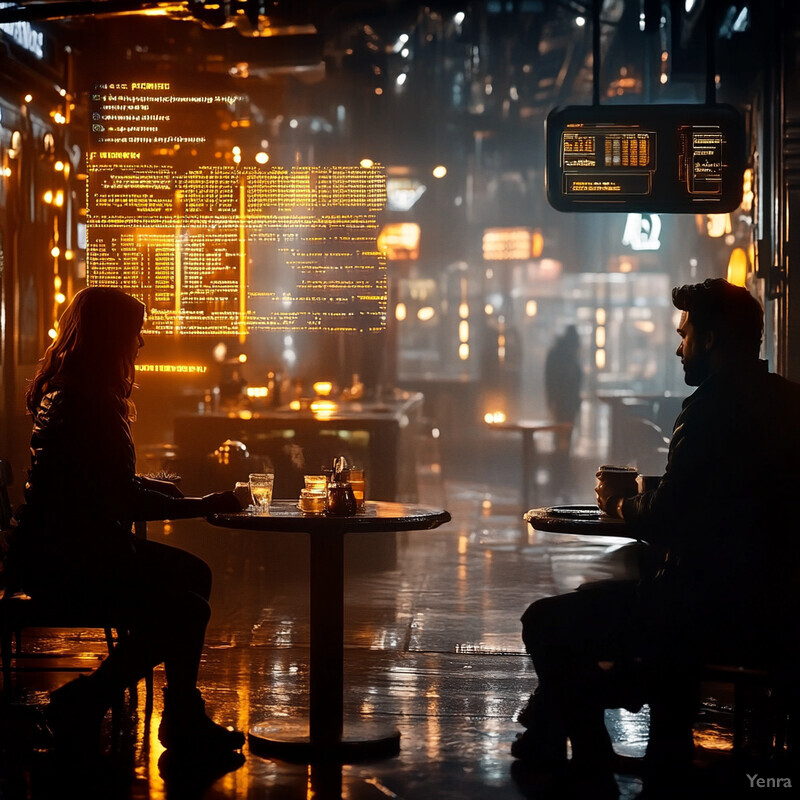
left=544, top=324, right=583, bottom=500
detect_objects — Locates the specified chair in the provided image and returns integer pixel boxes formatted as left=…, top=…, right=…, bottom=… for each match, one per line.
left=0, top=458, right=153, bottom=709
left=702, top=661, right=794, bottom=762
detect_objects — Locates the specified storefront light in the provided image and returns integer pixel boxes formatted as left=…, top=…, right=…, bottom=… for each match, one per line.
left=50, top=246, right=60, bottom=258
left=43, top=190, right=53, bottom=204
left=54, top=190, right=64, bottom=207
left=596, top=327, right=606, bottom=348
left=726, top=247, right=748, bottom=287
left=596, top=349, right=607, bottom=369
left=417, top=306, right=435, bottom=322
left=395, top=302, right=407, bottom=321
left=54, top=161, right=64, bottom=172
left=432, top=165, right=447, bottom=179
left=55, top=292, right=66, bottom=304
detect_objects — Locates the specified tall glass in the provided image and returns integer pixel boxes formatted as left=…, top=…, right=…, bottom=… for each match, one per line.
left=349, top=467, right=366, bottom=509
left=249, top=473, right=274, bottom=514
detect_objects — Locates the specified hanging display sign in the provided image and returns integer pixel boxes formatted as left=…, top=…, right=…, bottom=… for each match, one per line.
left=545, top=104, right=746, bottom=213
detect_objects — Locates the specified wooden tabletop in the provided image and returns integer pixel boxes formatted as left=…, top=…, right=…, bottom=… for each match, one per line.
left=523, top=504, right=633, bottom=537
left=210, top=499, right=452, bottom=533
left=485, top=419, right=573, bottom=433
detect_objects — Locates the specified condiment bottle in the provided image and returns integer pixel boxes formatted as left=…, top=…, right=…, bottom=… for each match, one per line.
left=325, top=457, right=357, bottom=516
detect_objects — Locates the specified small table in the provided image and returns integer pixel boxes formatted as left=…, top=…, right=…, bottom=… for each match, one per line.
left=486, top=419, right=573, bottom=509
left=209, top=500, right=451, bottom=762
left=523, top=504, right=631, bottom=537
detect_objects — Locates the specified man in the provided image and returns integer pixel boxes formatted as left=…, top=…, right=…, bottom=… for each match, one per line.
left=544, top=325, right=583, bottom=500
left=514, top=279, right=800, bottom=794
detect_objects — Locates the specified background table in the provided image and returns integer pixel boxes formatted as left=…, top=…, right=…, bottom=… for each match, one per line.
left=486, top=419, right=573, bottom=508
left=174, top=393, right=423, bottom=500
left=209, top=500, right=451, bottom=762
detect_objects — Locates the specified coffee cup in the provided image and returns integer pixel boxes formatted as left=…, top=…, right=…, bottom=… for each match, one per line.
left=595, top=464, right=639, bottom=498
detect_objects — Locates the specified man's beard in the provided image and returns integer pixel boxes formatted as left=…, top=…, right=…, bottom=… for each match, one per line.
left=682, top=351, right=711, bottom=386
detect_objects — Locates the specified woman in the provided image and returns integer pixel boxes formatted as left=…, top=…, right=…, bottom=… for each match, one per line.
left=12, top=287, right=244, bottom=755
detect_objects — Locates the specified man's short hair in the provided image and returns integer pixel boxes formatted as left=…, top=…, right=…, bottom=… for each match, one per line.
left=672, top=278, right=763, bottom=358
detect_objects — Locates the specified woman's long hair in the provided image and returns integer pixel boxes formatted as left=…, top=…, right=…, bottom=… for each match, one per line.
left=26, top=287, right=146, bottom=414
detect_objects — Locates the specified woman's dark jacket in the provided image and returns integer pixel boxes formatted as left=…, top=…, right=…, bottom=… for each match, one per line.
left=11, top=387, right=189, bottom=591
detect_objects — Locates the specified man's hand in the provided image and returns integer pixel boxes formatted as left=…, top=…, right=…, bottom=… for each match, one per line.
left=595, top=478, right=624, bottom=519
left=202, top=491, right=243, bottom=515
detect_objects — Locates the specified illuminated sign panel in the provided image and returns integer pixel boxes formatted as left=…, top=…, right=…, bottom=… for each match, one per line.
left=546, top=104, right=745, bottom=213
left=87, top=83, right=387, bottom=334
left=482, top=227, right=533, bottom=261
left=0, top=3, right=44, bottom=59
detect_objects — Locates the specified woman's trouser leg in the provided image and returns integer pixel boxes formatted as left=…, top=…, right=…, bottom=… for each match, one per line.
left=91, top=539, right=213, bottom=701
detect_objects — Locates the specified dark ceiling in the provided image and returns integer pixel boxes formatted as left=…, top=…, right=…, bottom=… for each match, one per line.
left=0, top=1, right=758, bottom=166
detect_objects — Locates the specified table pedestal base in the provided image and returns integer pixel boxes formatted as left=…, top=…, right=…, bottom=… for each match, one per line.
left=248, top=720, right=401, bottom=763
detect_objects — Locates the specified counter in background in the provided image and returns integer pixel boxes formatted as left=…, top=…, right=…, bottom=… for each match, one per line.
left=172, top=392, right=424, bottom=501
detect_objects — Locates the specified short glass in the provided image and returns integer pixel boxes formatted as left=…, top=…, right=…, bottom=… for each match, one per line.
left=248, top=473, right=274, bottom=513
left=304, top=474, right=328, bottom=492
left=298, top=488, right=326, bottom=514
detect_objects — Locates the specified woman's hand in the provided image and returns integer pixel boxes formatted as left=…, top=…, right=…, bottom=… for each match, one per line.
left=138, top=475, right=184, bottom=498
left=201, top=491, right=243, bottom=516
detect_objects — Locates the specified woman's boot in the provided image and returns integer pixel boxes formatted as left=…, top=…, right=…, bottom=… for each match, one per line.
left=158, top=687, right=245, bottom=754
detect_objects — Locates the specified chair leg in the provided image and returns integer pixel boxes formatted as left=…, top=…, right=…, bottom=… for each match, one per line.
left=1, top=624, right=12, bottom=690
left=144, top=669, right=154, bottom=716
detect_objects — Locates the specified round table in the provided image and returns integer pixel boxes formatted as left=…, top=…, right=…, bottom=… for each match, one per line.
left=209, top=499, right=451, bottom=763
left=523, top=504, right=632, bottom=537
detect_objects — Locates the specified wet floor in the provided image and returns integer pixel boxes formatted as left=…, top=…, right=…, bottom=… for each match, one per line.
left=0, top=443, right=775, bottom=799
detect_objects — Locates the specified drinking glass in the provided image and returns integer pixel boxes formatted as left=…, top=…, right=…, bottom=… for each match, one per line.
left=304, top=475, right=328, bottom=492
left=349, top=467, right=366, bottom=509
left=249, top=473, right=274, bottom=513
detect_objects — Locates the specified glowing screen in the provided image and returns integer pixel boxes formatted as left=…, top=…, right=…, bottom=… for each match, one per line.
left=87, top=82, right=388, bottom=334
left=545, top=104, right=745, bottom=213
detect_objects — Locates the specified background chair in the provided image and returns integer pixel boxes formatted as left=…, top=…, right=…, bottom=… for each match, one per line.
left=0, top=458, right=153, bottom=710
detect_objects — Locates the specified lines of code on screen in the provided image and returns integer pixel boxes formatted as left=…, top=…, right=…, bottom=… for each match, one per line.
left=87, top=157, right=388, bottom=334
left=86, top=83, right=387, bottom=334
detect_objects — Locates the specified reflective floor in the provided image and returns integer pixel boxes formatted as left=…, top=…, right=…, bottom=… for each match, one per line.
left=0, top=437, right=774, bottom=799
